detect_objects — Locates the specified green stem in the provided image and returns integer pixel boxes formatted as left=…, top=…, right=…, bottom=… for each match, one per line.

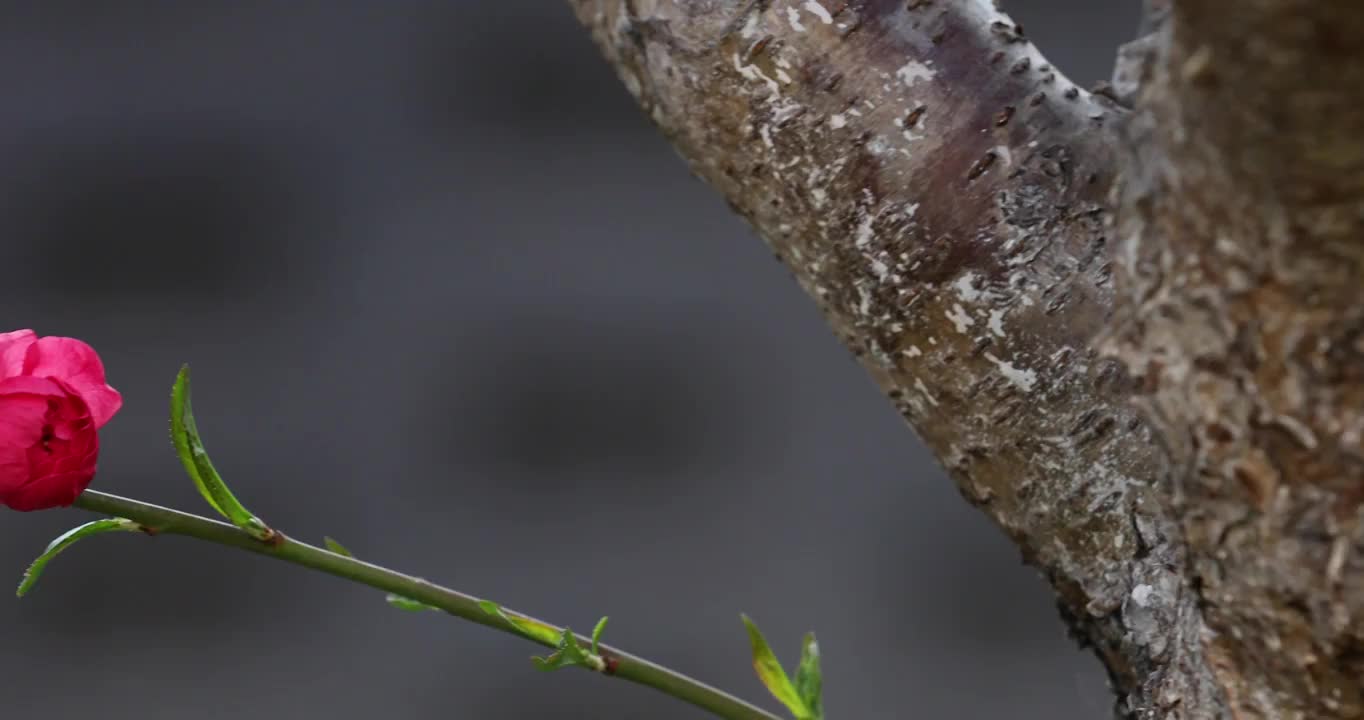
left=72, top=490, right=779, bottom=720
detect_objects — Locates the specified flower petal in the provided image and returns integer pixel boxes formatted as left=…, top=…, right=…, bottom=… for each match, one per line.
left=27, top=336, right=123, bottom=428
left=0, top=387, right=53, bottom=447
left=0, top=392, right=52, bottom=509
left=0, top=329, right=37, bottom=380
left=0, top=468, right=92, bottom=511
left=0, top=376, right=101, bottom=511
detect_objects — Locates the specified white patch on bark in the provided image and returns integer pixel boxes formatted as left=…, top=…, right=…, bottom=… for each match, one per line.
left=732, top=53, right=780, bottom=96
left=988, top=309, right=1007, bottom=337
left=947, top=304, right=975, bottom=333
left=915, top=378, right=940, bottom=406
left=985, top=353, right=1038, bottom=392
left=953, top=272, right=982, bottom=302
left=740, top=12, right=761, bottom=39
left=855, top=213, right=875, bottom=247
left=1132, top=584, right=1154, bottom=607
left=804, top=0, right=834, bottom=24
left=786, top=7, right=806, bottom=32
left=895, top=60, right=935, bottom=88
left=772, top=100, right=803, bottom=123
left=856, top=282, right=872, bottom=317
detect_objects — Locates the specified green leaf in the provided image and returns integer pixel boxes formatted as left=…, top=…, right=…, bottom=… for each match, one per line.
left=741, top=614, right=810, bottom=719
left=794, top=633, right=823, bottom=720
left=385, top=593, right=439, bottom=612
left=478, top=602, right=606, bottom=673
left=477, top=600, right=562, bottom=646
left=532, top=626, right=595, bottom=672
left=591, top=616, right=610, bottom=655
left=170, top=365, right=271, bottom=540
left=323, top=536, right=354, bottom=557
left=17, top=519, right=140, bottom=597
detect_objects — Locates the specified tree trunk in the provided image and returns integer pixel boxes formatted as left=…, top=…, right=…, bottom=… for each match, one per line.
left=569, top=1, right=1363, bottom=717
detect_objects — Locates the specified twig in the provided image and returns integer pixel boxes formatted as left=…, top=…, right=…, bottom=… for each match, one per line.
left=71, top=489, right=781, bottom=720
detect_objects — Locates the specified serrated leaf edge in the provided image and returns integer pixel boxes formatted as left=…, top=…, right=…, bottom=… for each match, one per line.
left=478, top=601, right=607, bottom=672
left=170, top=365, right=271, bottom=540
left=17, top=518, right=141, bottom=597
left=741, top=614, right=812, bottom=719
left=591, top=616, right=610, bottom=655
left=794, top=632, right=823, bottom=720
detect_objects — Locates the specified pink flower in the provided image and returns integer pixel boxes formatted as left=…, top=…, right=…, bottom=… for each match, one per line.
left=0, top=330, right=122, bottom=511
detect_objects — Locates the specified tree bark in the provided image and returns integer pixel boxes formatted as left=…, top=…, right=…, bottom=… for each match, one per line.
left=1109, top=2, right=1364, bottom=716
left=569, top=1, right=1363, bottom=717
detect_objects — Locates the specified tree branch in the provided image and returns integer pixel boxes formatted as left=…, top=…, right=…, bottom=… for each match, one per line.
left=1111, top=0, right=1169, bottom=107
left=1168, top=0, right=1364, bottom=229
left=573, top=0, right=1364, bottom=716
left=1108, top=2, right=1364, bottom=716
left=569, top=0, right=1225, bottom=714
left=1137, top=0, right=1171, bottom=37
left=68, top=490, right=780, bottom=720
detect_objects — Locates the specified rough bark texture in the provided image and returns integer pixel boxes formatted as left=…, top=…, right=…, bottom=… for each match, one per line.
left=569, top=1, right=1362, bottom=717
left=1110, top=2, right=1364, bottom=717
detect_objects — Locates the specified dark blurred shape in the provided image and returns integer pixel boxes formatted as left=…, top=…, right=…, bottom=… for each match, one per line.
left=427, top=311, right=751, bottom=489
left=1, top=129, right=318, bottom=300
left=411, top=3, right=647, bottom=140
left=18, top=539, right=262, bottom=635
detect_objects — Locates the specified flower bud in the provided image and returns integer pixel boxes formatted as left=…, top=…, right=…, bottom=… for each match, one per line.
left=0, top=330, right=122, bottom=511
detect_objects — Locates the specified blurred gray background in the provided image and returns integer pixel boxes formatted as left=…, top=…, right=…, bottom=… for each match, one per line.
left=0, top=3, right=1137, bottom=718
